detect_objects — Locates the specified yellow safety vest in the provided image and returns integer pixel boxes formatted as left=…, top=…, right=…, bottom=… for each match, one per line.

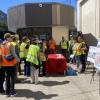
left=81, top=42, right=86, bottom=55
left=61, top=41, right=67, bottom=49
left=11, top=42, right=16, bottom=46
left=73, top=43, right=78, bottom=55
left=73, top=43, right=82, bottom=56
left=19, top=42, right=28, bottom=58
left=26, top=44, right=39, bottom=65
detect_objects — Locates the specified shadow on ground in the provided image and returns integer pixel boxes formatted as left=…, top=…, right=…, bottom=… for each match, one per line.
left=15, top=89, right=58, bottom=100
left=38, top=80, right=70, bottom=86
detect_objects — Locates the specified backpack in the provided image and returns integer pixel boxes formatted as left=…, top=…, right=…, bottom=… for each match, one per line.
left=66, top=66, right=77, bottom=76
left=3, top=42, right=14, bottom=61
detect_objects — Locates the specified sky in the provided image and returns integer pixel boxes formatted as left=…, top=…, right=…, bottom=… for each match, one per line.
left=0, top=0, right=76, bottom=13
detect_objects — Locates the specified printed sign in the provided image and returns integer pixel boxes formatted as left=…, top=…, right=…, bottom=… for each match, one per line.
left=94, top=47, right=100, bottom=70
left=97, top=39, right=100, bottom=47
left=87, top=46, right=96, bottom=63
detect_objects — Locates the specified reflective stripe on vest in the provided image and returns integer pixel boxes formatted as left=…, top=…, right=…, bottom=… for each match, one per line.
left=73, top=43, right=82, bottom=56
left=61, top=41, right=67, bottom=49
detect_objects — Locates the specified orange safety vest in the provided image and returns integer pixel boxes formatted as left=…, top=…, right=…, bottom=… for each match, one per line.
left=0, top=48, right=2, bottom=66
left=49, top=40, right=55, bottom=49
left=1, top=42, right=16, bottom=67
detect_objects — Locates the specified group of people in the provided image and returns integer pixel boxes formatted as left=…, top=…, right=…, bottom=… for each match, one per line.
left=0, top=32, right=88, bottom=97
left=0, top=33, right=48, bottom=97
left=59, top=34, right=88, bottom=73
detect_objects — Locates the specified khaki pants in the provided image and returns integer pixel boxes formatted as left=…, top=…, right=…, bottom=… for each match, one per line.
left=30, top=64, right=39, bottom=84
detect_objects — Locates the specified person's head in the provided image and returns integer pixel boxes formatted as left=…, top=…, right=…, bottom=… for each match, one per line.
left=4, top=33, right=12, bottom=42
left=70, top=35, right=74, bottom=40
left=62, top=36, right=65, bottom=41
left=50, top=37, right=54, bottom=40
left=31, top=38, right=38, bottom=45
left=77, top=36, right=83, bottom=43
left=11, top=35, right=19, bottom=42
left=22, top=36, right=29, bottom=43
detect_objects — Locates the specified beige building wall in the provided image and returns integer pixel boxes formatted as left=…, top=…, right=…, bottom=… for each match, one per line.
left=52, top=26, right=68, bottom=45
left=77, top=0, right=100, bottom=39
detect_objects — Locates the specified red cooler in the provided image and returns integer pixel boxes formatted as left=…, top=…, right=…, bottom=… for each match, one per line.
left=45, top=54, right=67, bottom=75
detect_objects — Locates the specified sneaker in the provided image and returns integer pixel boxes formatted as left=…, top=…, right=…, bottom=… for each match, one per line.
left=10, top=92, right=17, bottom=97
left=0, top=90, right=5, bottom=95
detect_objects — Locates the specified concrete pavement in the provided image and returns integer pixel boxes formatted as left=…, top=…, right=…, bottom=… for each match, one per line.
left=0, top=65, right=100, bottom=100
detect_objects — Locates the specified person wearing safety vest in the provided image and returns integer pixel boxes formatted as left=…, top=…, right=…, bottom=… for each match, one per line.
left=11, top=35, right=21, bottom=82
left=26, top=39, right=40, bottom=84
left=60, top=36, right=68, bottom=59
left=80, top=39, right=87, bottom=73
left=73, top=35, right=87, bottom=73
left=73, top=36, right=83, bottom=72
left=68, top=35, right=75, bottom=63
left=49, top=37, right=56, bottom=54
left=69, top=35, right=75, bottom=56
left=1, top=33, right=20, bottom=97
left=19, top=36, right=30, bottom=76
left=0, top=39, right=5, bottom=94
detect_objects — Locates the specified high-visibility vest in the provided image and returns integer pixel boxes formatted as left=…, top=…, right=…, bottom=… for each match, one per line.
left=0, top=47, right=2, bottom=66
left=73, top=43, right=78, bottom=55
left=1, top=42, right=16, bottom=67
left=61, top=41, right=67, bottom=49
left=19, top=42, right=28, bottom=58
left=26, top=44, right=39, bottom=65
left=49, top=40, right=55, bottom=49
left=11, top=42, right=16, bottom=46
left=81, top=42, right=86, bottom=55
left=73, top=43, right=82, bottom=56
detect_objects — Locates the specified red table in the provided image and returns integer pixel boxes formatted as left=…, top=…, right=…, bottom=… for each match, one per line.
left=45, top=54, right=67, bottom=75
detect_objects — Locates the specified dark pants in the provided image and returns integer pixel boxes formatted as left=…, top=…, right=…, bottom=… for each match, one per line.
left=5, top=66, right=16, bottom=94
left=80, top=54, right=86, bottom=72
left=61, top=49, right=67, bottom=58
left=0, top=67, right=5, bottom=93
left=20, top=58, right=30, bottom=76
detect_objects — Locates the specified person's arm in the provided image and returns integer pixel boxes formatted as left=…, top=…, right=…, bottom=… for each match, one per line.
left=10, top=45, right=20, bottom=62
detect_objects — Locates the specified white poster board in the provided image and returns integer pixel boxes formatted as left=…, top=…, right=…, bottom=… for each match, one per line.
left=97, top=39, right=100, bottom=47
left=87, top=46, right=96, bottom=63
left=94, top=47, right=100, bottom=70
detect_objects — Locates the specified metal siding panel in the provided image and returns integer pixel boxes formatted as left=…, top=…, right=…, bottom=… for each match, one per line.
left=52, top=4, right=57, bottom=25
left=60, top=5, right=74, bottom=26
left=8, top=5, right=26, bottom=32
left=25, top=4, right=52, bottom=26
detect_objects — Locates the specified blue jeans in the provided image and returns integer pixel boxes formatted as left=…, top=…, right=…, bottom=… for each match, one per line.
left=21, top=58, right=30, bottom=76
left=75, top=55, right=81, bottom=68
left=80, top=54, right=86, bottom=72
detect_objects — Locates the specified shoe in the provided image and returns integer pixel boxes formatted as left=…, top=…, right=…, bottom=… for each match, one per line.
left=10, top=92, right=17, bottom=97
left=0, top=90, right=5, bottom=95
left=30, top=81, right=35, bottom=84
